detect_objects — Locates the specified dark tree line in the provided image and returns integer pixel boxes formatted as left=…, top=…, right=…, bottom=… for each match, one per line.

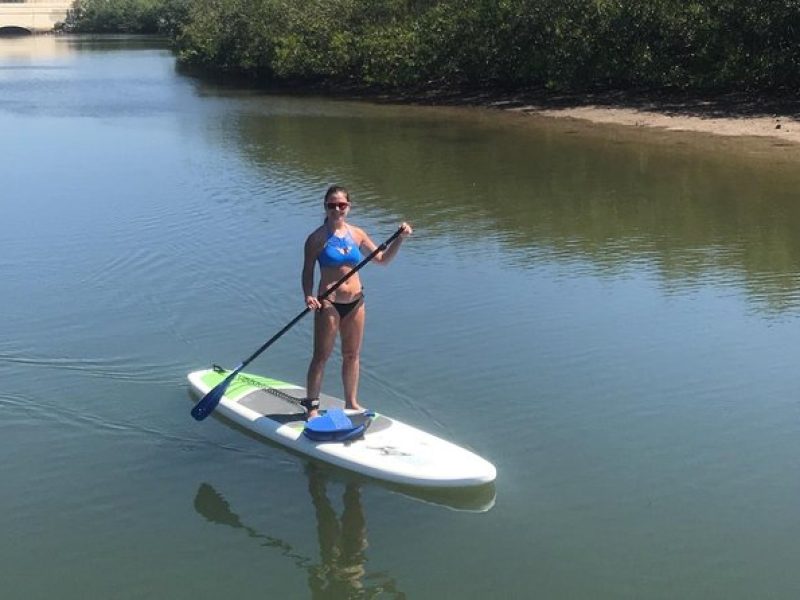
left=66, top=0, right=800, bottom=92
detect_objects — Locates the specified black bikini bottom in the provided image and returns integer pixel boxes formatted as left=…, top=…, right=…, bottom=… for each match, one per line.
left=327, top=293, right=364, bottom=319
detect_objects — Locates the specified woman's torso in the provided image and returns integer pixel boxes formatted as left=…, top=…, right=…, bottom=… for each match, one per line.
left=316, top=225, right=364, bottom=301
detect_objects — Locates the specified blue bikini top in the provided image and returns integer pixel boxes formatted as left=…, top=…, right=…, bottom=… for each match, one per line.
left=318, top=226, right=364, bottom=268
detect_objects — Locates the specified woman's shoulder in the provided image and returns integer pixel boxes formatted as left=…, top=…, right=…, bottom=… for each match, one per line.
left=348, top=223, right=369, bottom=243
left=305, top=225, right=328, bottom=251
left=306, top=224, right=328, bottom=241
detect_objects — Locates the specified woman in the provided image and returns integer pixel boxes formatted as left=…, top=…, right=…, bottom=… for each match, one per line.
left=302, top=185, right=412, bottom=420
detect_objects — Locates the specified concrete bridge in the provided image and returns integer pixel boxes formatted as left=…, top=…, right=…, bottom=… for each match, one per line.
left=0, top=0, right=72, bottom=34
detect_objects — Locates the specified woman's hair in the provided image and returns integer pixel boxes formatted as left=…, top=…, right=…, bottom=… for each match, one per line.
left=325, top=185, right=350, bottom=203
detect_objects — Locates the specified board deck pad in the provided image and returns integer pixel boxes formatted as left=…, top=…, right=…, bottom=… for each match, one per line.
left=200, top=370, right=389, bottom=431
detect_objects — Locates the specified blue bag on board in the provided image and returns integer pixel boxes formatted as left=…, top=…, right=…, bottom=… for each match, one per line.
left=303, top=408, right=369, bottom=442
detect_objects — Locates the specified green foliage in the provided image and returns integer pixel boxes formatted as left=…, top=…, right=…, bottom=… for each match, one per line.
left=173, top=0, right=284, bottom=73
left=66, top=0, right=190, bottom=35
left=68, top=0, right=800, bottom=92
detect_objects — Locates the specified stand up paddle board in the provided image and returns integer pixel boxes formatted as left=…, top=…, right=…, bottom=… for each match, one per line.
left=188, top=368, right=496, bottom=488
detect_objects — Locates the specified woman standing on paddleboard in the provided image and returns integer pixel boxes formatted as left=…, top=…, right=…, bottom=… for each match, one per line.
left=302, top=186, right=412, bottom=420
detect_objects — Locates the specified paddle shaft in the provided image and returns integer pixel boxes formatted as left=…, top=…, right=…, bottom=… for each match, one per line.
left=191, top=226, right=404, bottom=420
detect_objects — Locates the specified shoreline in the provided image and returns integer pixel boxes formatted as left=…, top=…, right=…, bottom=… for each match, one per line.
left=181, top=63, right=800, bottom=155
left=377, top=88, right=800, bottom=147
left=515, top=97, right=800, bottom=147
left=326, top=86, right=800, bottom=165
left=231, top=79, right=800, bottom=160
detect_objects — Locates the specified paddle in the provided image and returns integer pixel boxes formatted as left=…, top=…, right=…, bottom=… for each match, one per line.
left=191, top=225, right=405, bottom=421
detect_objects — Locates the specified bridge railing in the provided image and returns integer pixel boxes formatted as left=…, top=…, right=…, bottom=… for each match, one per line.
left=0, top=0, right=73, bottom=33
left=0, top=1, right=73, bottom=5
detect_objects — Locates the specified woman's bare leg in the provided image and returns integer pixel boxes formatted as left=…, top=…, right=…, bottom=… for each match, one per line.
left=306, top=306, right=338, bottom=418
left=339, top=302, right=365, bottom=410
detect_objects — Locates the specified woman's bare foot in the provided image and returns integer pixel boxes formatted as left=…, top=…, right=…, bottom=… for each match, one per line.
left=345, top=401, right=364, bottom=411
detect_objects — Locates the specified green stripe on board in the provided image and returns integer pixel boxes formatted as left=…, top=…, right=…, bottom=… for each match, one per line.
left=200, top=370, right=295, bottom=401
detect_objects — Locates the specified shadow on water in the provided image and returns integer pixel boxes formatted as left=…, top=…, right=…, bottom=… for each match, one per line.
left=194, top=468, right=407, bottom=599
left=212, top=97, right=800, bottom=314
left=60, top=34, right=170, bottom=52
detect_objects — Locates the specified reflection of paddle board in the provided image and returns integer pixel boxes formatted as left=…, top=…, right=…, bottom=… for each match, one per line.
left=317, top=466, right=497, bottom=513
left=188, top=368, right=497, bottom=488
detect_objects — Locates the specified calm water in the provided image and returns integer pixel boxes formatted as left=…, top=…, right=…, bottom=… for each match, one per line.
left=2, top=35, right=800, bottom=599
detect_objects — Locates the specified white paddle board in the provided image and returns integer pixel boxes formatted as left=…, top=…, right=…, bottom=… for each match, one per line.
left=188, top=368, right=496, bottom=488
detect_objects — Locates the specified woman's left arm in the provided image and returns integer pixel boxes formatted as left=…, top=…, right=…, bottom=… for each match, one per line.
left=358, top=223, right=412, bottom=265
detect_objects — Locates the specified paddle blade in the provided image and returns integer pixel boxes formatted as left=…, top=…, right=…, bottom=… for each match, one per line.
left=191, top=377, right=231, bottom=421
left=194, top=483, right=244, bottom=529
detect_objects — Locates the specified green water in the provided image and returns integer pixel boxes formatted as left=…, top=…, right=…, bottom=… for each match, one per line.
left=2, top=35, right=800, bottom=599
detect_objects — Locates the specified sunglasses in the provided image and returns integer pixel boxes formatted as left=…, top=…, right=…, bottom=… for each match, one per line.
left=326, top=202, right=350, bottom=210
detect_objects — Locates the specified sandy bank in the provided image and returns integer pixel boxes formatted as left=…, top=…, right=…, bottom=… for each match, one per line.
left=383, top=88, right=800, bottom=151
left=525, top=105, right=800, bottom=145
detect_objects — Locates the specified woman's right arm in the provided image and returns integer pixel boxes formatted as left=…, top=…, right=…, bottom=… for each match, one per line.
left=303, top=234, right=322, bottom=310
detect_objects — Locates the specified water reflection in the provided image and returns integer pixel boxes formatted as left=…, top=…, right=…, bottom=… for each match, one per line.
left=194, top=467, right=405, bottom=599
left=0, top=34, right=167, bottom=60
left=305, top=464, right=377, bottom=598
left=61, top=34, right=170, bottom=53
left=221, top=100, right=800, bottom=314
left=0, top=33, right=73, bottom=60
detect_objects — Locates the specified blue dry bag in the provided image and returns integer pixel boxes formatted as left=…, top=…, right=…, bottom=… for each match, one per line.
left=303, top=408, right=367, bottom=442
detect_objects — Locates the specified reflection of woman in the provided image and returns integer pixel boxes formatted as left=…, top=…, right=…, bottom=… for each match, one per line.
left=306, top=463, right=368, bottom=597
left=193, top=473, right=404, bottom=598
left=302, top=185, right=412, bottom=420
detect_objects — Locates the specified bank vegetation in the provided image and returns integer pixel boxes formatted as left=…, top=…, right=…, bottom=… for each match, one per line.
left=66, top=0, right=800, bottom=93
